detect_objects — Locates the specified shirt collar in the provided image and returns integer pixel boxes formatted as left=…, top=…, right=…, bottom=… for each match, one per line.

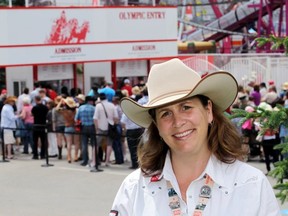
left=161, top=151, right=228, bottom=189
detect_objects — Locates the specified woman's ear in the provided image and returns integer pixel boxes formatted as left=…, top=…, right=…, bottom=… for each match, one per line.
left=207, top=100, right=213, bottom=123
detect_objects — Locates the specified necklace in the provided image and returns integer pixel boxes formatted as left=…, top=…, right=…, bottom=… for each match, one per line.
left=167, top=174, right=214, bottom=216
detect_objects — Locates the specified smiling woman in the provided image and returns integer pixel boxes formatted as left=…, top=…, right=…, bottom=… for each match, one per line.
left=110, top=58, right=281, bottom=216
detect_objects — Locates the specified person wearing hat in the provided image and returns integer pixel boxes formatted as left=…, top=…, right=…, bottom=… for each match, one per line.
left=55, top=97, right=78, bottom=163
left=121, top=78, right=132, bottom=96
left=0, top=96, right=18, bottom=159
left=52, top=95, right=67, bottom=160
left=111, top=58, right=280, bottom=215
left=75, top=94, right=86, bottom=107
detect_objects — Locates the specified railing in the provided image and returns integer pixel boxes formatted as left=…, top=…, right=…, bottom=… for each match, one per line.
left=0, top=124, right=124, bottom=172
left=180, top=53, right=288, bottom=91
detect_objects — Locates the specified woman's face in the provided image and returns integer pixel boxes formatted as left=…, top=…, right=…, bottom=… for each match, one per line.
left=155, top=97, right=213, bottom=156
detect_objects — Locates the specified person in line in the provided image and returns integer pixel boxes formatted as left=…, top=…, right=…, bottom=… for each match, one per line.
left=87, top=84, right=99, bottom=101
left=111, top=96, right=124, bottom=165
left=111, top=58, right=281, bottom=215
left=31, top=95, right=49, bottom=160
left=121, top=113, right=143, bottom=169
left=121, top=78, right=132, bottom=96
left=17, top=87, right=30, bottom=114
left=30, top=82, right=41, bottom=106
left=0, top=96, right=18, bottom=159
left=46, top=100, right=58, bottom=157
left=98, top=81, right=115, bottom=102
left=55, top=97, right=78, bottom=163
left=52, top=96, right=67, bottom=160
left=75, top=96, right=96, bottom=166
left=19, top=96, right=34, bottom=154
left=93, top=93, right=118, bottom=167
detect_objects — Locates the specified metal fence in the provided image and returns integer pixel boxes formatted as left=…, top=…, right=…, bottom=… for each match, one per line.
left=182, top=53, right=288, bottom=91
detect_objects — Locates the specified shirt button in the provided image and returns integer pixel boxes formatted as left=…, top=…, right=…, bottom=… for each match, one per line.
left=225, top=191, right=228, bottom=194
left=189, top=195, right=192, bottom=199
left=152, top=191, right=155, bottom=194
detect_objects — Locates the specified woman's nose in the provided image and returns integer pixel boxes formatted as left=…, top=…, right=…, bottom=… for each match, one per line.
left=172, top=115, right=186, bottom=128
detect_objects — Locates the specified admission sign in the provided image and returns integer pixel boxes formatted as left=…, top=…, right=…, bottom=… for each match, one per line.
left=0, top=7, right=177, bottom=66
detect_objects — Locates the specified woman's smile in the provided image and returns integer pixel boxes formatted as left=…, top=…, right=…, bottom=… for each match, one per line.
left=173, top=129, right=195, bottom=139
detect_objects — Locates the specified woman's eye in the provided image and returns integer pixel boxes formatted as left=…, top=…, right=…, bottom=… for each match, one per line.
left=182, top=105, right=192, bottom=111
left=160, top=111, right=171, bottom=118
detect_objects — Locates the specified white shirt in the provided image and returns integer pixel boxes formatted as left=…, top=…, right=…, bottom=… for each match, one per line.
left=93, top=100, right=118, bottom=131
left=1, top=104, right=17, bottom=129
left=111, top=153, right=281, bottom=216
left=16, top=93, right=29, bottom=114
left=121, top=113, right=141, bottom=130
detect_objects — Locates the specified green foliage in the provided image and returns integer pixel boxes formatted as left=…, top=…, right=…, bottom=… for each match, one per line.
left=230, top=105, right=288, bottom=204
left=255, top=35, right=288, bottom=55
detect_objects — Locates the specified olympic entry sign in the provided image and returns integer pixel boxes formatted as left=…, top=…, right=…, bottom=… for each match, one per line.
left=0, top=7, right=177, bottom=66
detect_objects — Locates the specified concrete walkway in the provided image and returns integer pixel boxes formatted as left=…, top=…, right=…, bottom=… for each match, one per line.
left=0, top=151, right=287, bottom=216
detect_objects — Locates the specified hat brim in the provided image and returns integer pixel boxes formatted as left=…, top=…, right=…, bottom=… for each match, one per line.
left=120, top=72, right=238, bottom=128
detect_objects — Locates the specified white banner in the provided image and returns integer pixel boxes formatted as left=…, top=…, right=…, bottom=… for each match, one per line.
left=0, top=41, right=177, bottom=65
left=38, top=64, right=73, bottom=81
left=116, top=60, right=147, bottom=77
left=0, top=7, right=177, bottom=66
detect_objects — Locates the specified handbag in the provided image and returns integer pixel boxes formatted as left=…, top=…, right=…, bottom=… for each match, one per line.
left=15, top=118, right=26, bottom=138
left=100, top=103, right=119, bottom=139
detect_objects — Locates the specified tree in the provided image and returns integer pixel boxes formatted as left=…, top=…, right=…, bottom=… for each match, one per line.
left=255, top=35, right=288, bottom=55
left=230, top=103, right=288, bottom=204
left=231, top=35, right=288, bottom=204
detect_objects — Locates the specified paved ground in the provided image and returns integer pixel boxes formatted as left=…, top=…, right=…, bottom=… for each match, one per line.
left=0, top=150, right=288, bottom=216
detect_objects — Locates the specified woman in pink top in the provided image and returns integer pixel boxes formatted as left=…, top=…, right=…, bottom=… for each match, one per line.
left=19, top=97, right=34, bottom=154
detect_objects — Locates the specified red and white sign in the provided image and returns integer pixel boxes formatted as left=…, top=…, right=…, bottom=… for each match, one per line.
left=0, top=7, right=177, bottom=66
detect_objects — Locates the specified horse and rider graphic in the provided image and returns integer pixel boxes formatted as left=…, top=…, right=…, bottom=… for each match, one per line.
left=45, top=10, right=90, bottom=44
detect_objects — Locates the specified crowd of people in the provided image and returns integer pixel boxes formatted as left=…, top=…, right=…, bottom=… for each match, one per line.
left=0, top=78, right=148, bottom=170
left=0, top=72, right=287, bottom=175
left=231, top=78, right=288, bottom=175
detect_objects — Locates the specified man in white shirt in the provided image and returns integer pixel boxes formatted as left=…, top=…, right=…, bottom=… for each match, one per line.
left=93, top=93, right=118, bottom=167
left=17, top=87, right=29, bottom=114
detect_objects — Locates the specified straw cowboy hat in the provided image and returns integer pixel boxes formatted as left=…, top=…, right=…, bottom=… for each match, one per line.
left=282, top=82, right=288, bottom=90
left=76, top=94, right=85, bottom=102
left=64, top=97, right=77, bottom=108
left=54, top=95, right=62, bottom=105
left=4, top=96, right=17, bottom=104
left=120, top=58, right=238, bottom=128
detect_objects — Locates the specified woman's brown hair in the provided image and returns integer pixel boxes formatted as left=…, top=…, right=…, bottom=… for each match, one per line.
left=138, top=95, right=244, bottom=176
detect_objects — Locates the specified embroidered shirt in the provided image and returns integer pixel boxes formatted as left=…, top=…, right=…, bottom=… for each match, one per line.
left=111, top=153, right=281, bottom=216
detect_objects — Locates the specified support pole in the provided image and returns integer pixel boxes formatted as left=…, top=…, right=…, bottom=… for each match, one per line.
left=41, top=126, right=54, bottom=167
left=0, top=128, right=9, bottom=163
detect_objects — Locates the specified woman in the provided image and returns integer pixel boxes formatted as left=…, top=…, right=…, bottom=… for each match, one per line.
left=0, top=96, right=18, bottom=159
left=53, top=96, right=67, bottom=159
left=46, top=100, right=58, bottom=157
left=19, top=96, right=34, bottom=154
left=111, top=59, right=280, bottom=215
left=55, top=97, right=78, bottom=163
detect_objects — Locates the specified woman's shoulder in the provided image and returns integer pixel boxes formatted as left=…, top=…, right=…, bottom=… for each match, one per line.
left=122, top=169, right=142, bottom=185
left=226, top=160, right=266, bottom=185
